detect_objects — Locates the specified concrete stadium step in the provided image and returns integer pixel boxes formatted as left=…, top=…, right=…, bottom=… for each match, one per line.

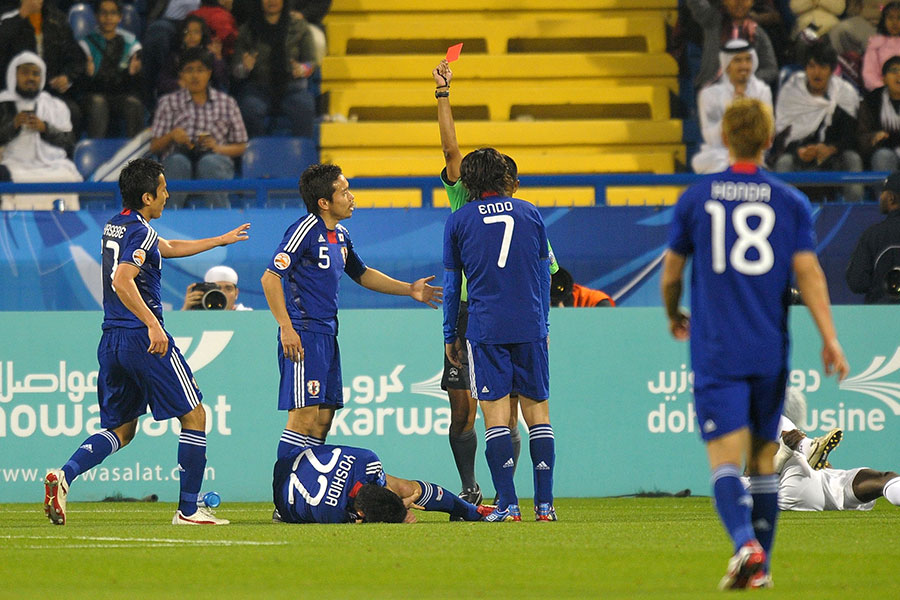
left=321, top=119, right=683, bottom=148
left=323, top=84, right=670, bottom=121
left=321, top=53, right=678, bottom=83
left=330, top=0, right=676, bottom=14
left=326, top=16, right=665, bottom=55
left=321, top=148, right=679, bottom=177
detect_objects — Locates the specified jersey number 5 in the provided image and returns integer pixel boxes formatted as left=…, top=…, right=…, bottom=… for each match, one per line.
left=482, top=215, right=514, bottom=268
left=288, top=447, right=341, bottom=507
left=704, top=201, right=775, bottom=275
left=104, top=239, right=120, bottom=291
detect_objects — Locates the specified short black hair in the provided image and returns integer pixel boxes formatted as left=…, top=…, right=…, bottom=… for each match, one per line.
left=179, top=46, right=215, bottom=72
left=459, top=147, right=513, bottom=203
left=550, top=267, right=574, bottom=306
left=883, top=55, right=900, bottom=76
left=878, top=2, right=900, bottom=35
left=803, top=40, right=838, bottom=70
left=119, top=158, right=164, bottom=210
left=352, top=484, right=406, bottom=523
left=299, top=164, right=344, bottom=215
left=95, top=0, right=122, bottom=12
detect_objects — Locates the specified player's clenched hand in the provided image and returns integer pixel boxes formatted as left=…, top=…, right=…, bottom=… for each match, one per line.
left=281, top=327, right=304, bottom=363
left=410, top=275, right=442, bottom=308
left=147, top=323, right=168, bottom=356
left=219, top=223, right=251, bottom=246
left=668, top=309, right=690, bottom=341
left=822, top=338, right=849, bottom=381
left=402, top=510, right=418, bottom=524
left=432, top=59, right=452, bottom=87
left=445, top=339, right=463, bottom=368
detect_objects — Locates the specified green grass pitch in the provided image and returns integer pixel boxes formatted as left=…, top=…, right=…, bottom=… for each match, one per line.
left=2, top=497, right=899, bottom=599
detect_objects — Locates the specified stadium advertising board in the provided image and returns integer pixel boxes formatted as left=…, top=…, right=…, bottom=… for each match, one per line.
left=1, top=308, right=897, bottom=502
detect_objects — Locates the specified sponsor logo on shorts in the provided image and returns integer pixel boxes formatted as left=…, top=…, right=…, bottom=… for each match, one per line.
left=703, top=419, right=717, bottom=433
left=273, top=253, right=291, bottom=270
left=307, top=380, right=321, bottom=397
left=481, top=386, right=489, bottom=394
left=132, top=248, right=146, bottom=266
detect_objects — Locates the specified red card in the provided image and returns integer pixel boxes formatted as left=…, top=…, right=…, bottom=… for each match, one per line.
left=446, top=43, right=463, bottom=62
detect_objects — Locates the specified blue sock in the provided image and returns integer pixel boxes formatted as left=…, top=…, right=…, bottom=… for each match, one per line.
left=177, top=429, right=207, bottom=516
left=749, top=474, right=779, bottom=570
left=712, top=464, right=755, bottom=551
left=62, top=430, right=121, bottom=483
left=413, top=480, right=481, bottom=521
left=529, top=424, right=555, bottom=505
left=484, top=426, right=518, bottom=509
left=277, top=429, right=309, bottom=460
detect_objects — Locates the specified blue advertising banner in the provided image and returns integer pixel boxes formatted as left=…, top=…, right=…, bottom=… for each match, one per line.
left=0, top=204, right=884, bottom=312
left=1, top=307, right=897, bottom=503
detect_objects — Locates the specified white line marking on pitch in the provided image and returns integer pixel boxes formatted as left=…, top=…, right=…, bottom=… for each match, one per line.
left=1, top=535, right=287, bottom=546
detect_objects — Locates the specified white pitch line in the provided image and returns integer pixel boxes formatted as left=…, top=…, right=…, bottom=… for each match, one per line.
left=1, top=535, right=287, bottom=546
left=18, top=544, right=180, bottom=549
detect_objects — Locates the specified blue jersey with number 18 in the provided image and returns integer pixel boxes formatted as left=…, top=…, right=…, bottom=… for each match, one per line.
left=668, top=164, right=816, bottom=378
left=443, top=195, right=550, bottom=344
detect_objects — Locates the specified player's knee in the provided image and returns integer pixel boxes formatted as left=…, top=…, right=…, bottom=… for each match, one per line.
left=179, top=404, right=207, bottom=431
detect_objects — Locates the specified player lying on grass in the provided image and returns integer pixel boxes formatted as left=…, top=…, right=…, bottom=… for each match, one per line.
left=272, top=444, right=494, bottom=523
left=773, top=417, right=900, bottom=511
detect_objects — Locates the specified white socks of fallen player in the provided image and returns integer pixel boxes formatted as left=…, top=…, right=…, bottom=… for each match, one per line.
left=883, top=476, right=900, bottom=506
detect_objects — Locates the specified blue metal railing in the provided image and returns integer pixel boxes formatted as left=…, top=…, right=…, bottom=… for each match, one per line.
left=0, top=171, right=890, bottom=208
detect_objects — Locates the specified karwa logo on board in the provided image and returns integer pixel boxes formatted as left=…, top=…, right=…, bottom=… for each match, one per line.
left=0, top=331, right=235, bottom=439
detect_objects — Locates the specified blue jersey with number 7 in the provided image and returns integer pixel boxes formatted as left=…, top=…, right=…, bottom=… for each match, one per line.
left=443, top=195, right=550, bottom=344
left=668, top=164, right=816, bottom=377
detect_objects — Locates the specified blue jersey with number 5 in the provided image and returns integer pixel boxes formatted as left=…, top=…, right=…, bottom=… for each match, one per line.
left=668, top=164, right=816, bottom=377
left=101, top=209, right=163, bottom=330
left=443, top=195, right=550, bottom=344
left=265, top=214, right=367, bottom=336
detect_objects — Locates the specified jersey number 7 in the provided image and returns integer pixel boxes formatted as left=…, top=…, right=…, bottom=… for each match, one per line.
left=482, top=215, right=515, bottom=268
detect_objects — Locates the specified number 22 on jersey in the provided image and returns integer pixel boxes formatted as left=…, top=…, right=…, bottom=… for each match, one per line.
left=704, top=200, right=775, bottom=275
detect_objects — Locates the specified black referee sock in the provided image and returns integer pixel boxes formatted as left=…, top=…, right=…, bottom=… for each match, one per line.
left=449, top=428, right=477, bottom=491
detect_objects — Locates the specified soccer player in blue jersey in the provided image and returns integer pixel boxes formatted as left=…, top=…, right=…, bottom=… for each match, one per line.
left=43, top=158, right=250, bottom=525
left=443, top=147, right=555, bottom=522
left=661, top=98, right=850, bottom=589
left=272, top=444, right=494, bottom=524
left=261, top=164, right=442, bottom=462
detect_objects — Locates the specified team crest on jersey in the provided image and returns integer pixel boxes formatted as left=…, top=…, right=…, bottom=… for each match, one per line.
left=338, top=233, right=344, bottom=242
left=307, top=380, right=321, bottom=396
left=132, top=248, right=146, bottom=266
left=274, top=252, right=291, bottom=270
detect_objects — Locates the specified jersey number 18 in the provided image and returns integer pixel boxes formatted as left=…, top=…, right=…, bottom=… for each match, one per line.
left=704, top=200, right=775, bottom=275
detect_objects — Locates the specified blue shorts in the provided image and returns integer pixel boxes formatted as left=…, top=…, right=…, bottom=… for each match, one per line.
left=97, top=327, right=202, bottom=429
left=693, top=369, right=787, bottom=442
left=278, top=330, right=343, bottom=410
left=466, top=338, right=549, bottom=401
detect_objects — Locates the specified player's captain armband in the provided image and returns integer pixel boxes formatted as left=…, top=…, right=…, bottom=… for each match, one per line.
left=132, top=248, right=146, bottom=266
left=273, top=253, right=291, bottom=270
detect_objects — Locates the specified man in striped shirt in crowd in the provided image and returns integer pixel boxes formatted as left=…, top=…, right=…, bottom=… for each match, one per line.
left=43, top=158, right=250, bottom=526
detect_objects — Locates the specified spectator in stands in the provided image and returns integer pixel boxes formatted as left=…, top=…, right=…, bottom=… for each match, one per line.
left=827, top=0, right=877, bottom=58
left=142, top=0, right=201, bottom=105
left=858, top=56, right=900, bottom=178
left=292, top=0, right=331, bottom=64
left=149, top=47, right=247, bottom=208
left=686, top=0, right=779, bottom=90
left=77, top=0, right=145, bottom=139
left=0, top=0, right=86, bottom=135
left=751, top=0, right=792, bottom=64
left=182, top=265, right=252, bottom=310
left=773, top=41, right=863, bottom=202
left=789, top=0, right=845, bottom=42
left=191, top=0, right=239, bottom=59
left=846, top=171, right=900, bottom=303
left=692, top=39, right=773, bottom=174
left=550, top=267, right=615, bottom=308
left=863, top=2, right=900, bottom=91
left=232, top=0, right=317, bottom=138
left=156, top=15, right=229, bottom=95
left=0, top=51, right=82, bottom=209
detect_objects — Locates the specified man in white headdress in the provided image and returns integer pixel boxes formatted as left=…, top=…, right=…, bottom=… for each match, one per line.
left=691, top=38, right=774, bottom=174
left=773, top=40, right=864, bottom=202
left=0, top=50, right=82, bottom=209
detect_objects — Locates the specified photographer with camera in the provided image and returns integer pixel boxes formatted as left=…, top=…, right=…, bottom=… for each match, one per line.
left=183, top=265, right=251, bottom=310
left=846, top=171, right=900, bottom=303
left=550, top=267, right=615, bottom=308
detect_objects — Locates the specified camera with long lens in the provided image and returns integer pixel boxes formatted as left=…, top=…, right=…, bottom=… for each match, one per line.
left=190, top=282, right=227, bottom=310
left=884, top=267, right=900, bottom=300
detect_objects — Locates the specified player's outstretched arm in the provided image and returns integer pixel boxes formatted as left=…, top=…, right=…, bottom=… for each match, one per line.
left=261, top=269, right=304, bottom=362
left=158, top=223, right=250, bottom=258
left=356, top=269, right=443, bottom=308
left=112, top=263, right=168, bottom=355
left=660, top=250, right=690, bottom=340
left=793, top=251, right=850, bottom=380
left=433, top=59, right=462, bottom=182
